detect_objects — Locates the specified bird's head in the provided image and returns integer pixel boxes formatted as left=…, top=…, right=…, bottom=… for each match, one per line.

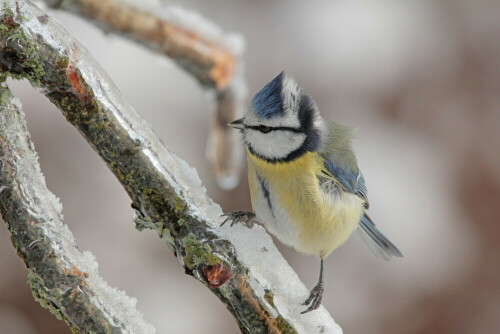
left=229, top=72, right=326, bottom=162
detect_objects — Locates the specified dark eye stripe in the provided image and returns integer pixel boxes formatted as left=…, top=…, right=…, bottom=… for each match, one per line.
left=246, top=125, right=303, bottom=133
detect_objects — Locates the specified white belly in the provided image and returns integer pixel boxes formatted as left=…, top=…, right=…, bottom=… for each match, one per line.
left=251, top=175, right=301, bottom=249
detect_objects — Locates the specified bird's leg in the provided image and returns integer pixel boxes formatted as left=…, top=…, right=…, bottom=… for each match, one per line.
left=220, top=211, right=256, bottom=228
left=301, top=259, right=324, bottom=314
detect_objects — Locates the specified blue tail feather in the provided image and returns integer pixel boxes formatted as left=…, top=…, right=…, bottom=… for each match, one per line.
left=358, top=214, right=403, bottom=261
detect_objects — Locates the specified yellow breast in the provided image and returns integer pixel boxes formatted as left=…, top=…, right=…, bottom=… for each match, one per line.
left=247, top=150, right=364, bottom=258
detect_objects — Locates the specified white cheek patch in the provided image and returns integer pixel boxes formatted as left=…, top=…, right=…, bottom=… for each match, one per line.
left=245, top=129, right=306, bottom=159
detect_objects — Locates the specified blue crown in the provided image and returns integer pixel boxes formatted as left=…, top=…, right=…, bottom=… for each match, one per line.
left=250, top=72, right=285, bottom=119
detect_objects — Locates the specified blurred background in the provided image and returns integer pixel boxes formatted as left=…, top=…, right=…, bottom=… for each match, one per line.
left=1, top=0, right=499, bottom=333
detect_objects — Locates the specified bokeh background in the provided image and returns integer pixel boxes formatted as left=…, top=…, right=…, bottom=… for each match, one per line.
left=1, top=0, right=499, bottom=333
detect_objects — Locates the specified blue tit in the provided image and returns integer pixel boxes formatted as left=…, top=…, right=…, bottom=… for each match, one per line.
left=221, top=72, right=402, bottom=313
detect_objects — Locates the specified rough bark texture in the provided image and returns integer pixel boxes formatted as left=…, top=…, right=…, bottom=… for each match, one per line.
left=0, top=2, right=340, bottom=333
left=0, top=81, right=154, bottom=333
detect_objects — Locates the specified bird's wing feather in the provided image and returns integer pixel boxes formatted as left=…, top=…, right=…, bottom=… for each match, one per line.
left=320, top=122, right=369, bottom=207
left=319, top=122, right=403, bottom=259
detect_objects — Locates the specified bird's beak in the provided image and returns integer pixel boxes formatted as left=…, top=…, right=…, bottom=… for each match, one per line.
left=228, top=118, right=245, bottom=130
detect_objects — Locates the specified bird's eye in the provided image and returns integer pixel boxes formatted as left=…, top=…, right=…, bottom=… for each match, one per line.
left=260, top=126, right=271, bottom=133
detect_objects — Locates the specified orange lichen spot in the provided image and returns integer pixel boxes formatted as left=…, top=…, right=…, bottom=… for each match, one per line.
left=61, top=266, right=88, bottom=299
left=65, top=65, right=86, bottom=96
left=202, top=262, right=231, bottom=288
left=63, top=265, right=88, bottom=285
left=237, top=274, right=283, bottom=334
left=69, top=288, right=78, bottom=299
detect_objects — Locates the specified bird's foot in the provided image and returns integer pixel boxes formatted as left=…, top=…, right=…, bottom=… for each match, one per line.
left=220, top=211, right=256, bottom=228
left=301, top=282, right=324, bottom=314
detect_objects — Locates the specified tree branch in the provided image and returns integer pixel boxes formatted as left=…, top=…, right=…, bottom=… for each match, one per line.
left=0, top=2, right=341, bottom=333
left=44, top=0, right=247, bottom=188
left=45, top=0, right=239, bottom=90
left=0, top=80, right=155, bottom=333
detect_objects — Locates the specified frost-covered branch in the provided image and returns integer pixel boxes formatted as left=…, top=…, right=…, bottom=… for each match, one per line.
left=0, top=2, right=341, bottom=333
left=0, top=81, right=155, bottom=333
left=44, top=0, right=246, bottom=188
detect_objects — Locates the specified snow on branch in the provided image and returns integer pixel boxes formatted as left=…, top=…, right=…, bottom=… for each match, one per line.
left=0, top=1, right=341, bottom=333
left=0, top=81, right=155, bottom=333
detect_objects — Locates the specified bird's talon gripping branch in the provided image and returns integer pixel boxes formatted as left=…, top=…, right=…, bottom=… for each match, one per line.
left=301, top=259, right=325, bottom=314
left=301, top=283, right=324, bottom=314
left=220, top=211, right=256, bottom=228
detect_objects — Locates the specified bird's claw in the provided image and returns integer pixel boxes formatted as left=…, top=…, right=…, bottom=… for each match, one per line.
left=301, top=283, right=324, bottom=314
left=220, top=211, right=256, bottom=228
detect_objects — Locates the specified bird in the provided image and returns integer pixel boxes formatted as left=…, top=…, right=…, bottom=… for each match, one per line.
left=221, top=72, right=402, bottom=314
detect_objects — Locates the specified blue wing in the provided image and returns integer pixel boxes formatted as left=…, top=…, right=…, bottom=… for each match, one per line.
left=322, top=157, right=369, bottom=208
left=321, top=157, right=402, bottom=259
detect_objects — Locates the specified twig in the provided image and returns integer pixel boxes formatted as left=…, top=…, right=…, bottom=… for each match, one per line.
left=207, top=85, right=246, bottom=189
left=0, top=2, right=341, bottom=333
